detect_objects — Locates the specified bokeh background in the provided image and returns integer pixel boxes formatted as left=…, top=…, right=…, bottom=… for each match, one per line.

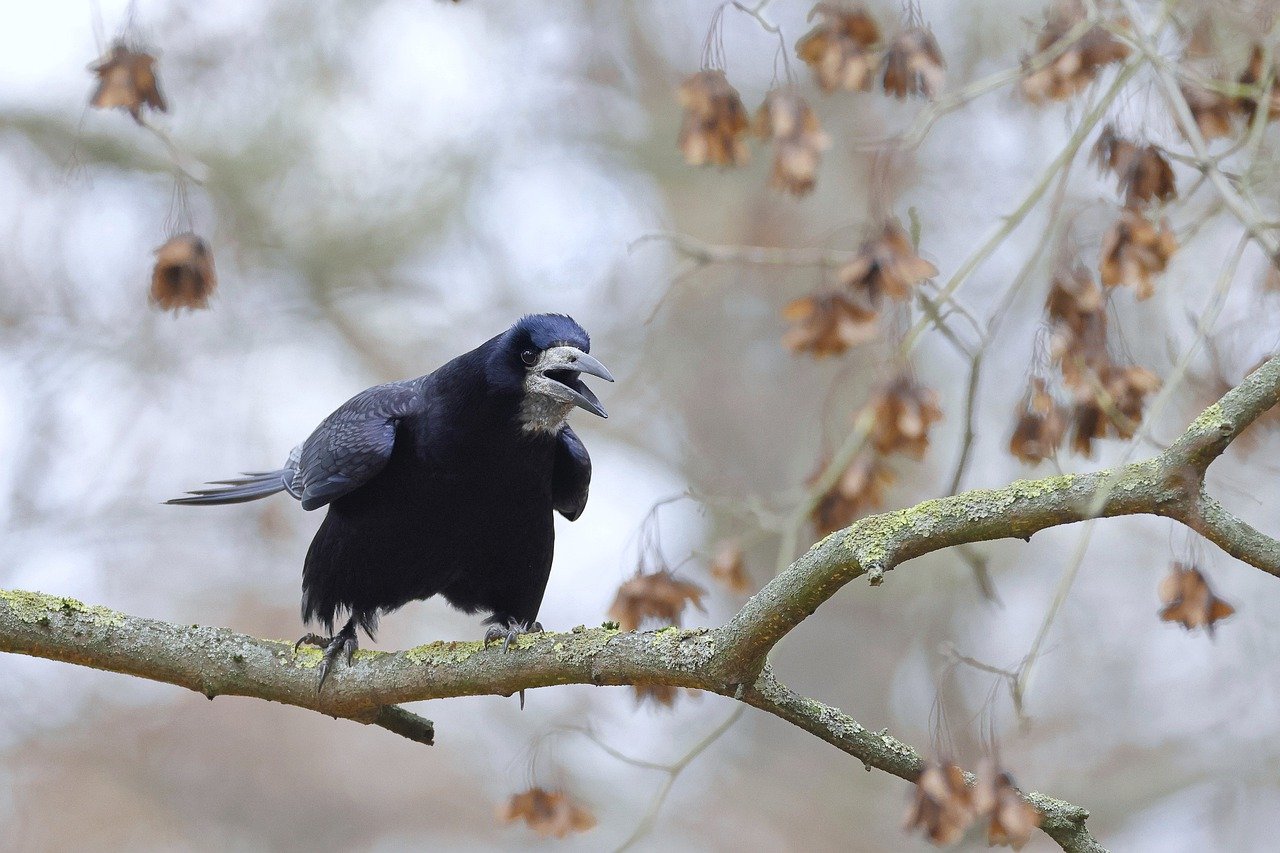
left=2, top=1, right=1280, bottom=850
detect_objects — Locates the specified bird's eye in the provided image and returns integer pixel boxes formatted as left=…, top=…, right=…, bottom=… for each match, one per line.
left=520, top=350, right=537, bottom=366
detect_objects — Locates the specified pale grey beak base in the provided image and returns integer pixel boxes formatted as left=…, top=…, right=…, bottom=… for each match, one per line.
left=537, top=346, right=612, bottom=419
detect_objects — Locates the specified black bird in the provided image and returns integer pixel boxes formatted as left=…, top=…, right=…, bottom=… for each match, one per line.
left=169, top=314, right=612, bottom=689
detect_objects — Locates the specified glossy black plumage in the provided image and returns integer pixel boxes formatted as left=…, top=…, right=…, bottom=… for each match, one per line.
left=169, top=314, right=609, bottom=680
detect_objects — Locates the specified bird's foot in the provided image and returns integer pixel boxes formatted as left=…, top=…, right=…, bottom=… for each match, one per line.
left=294, top=627, right=358, bottom=693
left=483, top=619, right=544, bottom=653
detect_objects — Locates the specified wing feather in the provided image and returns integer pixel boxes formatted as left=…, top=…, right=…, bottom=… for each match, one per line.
left=295, top=381, right=421, bottom=510
left=552, top=425, right=591, bottom=521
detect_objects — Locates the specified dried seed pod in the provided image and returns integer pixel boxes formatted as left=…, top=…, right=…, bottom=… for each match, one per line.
left=632, top=682, right=685, bottom=707
left=1009, top=378, right=1066, bottom=464
left=607, top=570, right=706, bottom=632
left=882, top=26, right=946, bottom=100
left=497, top=788, right=596, bottom=839
left=810, top=452, right=895, bottom=535
left=904, top=762, right=976, bottom=846
left=1020, top=1, right=1130, bottom=103
left=755, top=89, right=830, bottom=196
left=973, top=761, right=1042, bottom=850
left=1180, top=81, right=1235, bottom=140
left=1099, top=209, right=1178, bottom=299
left=1046, top=263, right=1108, bottom=389
left=782, top=291, right=879, bottom=357
left=796, top=4, right=882, bottom=92
left=838, top=220, right=938, bottom=302
left=866, top=374, right=944, bottom=459
left=150, top=233, right=216, bottom=312
left=1237, top=44, right=1280, bottom=123
left=89, top=42, right=166, bottom=123
left=709, top=541, right=751, bottom=594
left=1159, top=562, right=1235, bottom=635
left=677, top=70, right=751, bottom=167
left=1092, top=124, right=1176, bottom=208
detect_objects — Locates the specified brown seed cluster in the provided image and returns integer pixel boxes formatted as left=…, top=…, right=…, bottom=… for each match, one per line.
left=882, top=26, right=946, bottom=100
left=1177, top=42, right=1280, bottom=141
left=633, top=682, right=681, bottom=707
left=810, top=372, right=942, bottom=532
left=811, top=451, right=895, bottom=536
left=497, top=788, right=596, bottom=839
left=1009, top=378, right=1066, bottom=464
left=1034, top=264, right=1161, bottom=458
left=1237, top=45, right=1280, bottom=123
left=783, top=219, right=934, bottom=358
left=1181, top=81, right=1235, bottom=140
left=796, top=4, right=882, bottom=92
left=1159, top=562, right=1236, bottom=635
left=1046, top=263, right=1107, bottom=388
left=867, top=375, right=944, bottom=458
left=840, top=220, right=940, bottom=302
left=904, top=761, right=1042, bottom=849
left=709, top=541, right=751, bottom=594
left=677, top=70, right=751, bottom=167
left=90, top=42, right=166, bottom=124
left=755, top=89, right=830, bottom=196
left=904, top=762, right=973, bottom=846
left=1098, top=209, right=1177, bottom=300
left=607, top=569, right=706, bottom=632
left=1020, top=1, right=1130, bottom=103
left=972, top=762, right=1043, bottom=850
left=151, top=233, right=217, bottom=312
left=782, top=291, right=879, bottom=357
left=1092, top=124, right=1176, bottom=209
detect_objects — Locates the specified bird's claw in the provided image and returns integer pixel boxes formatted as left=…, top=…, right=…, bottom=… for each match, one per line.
left=295, top=629, right=358, bottom=693
left=483, top=619, right=544, bottom=653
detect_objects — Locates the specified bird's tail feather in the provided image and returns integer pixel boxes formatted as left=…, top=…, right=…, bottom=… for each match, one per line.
left=166, top=470, right=291, bottom=506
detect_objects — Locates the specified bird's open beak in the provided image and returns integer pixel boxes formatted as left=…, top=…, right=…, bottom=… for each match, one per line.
left=540, top=346, right=614, bottom=419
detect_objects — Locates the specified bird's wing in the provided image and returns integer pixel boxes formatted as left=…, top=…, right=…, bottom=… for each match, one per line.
left=293, top=381, right=422, bottom=511
left=552, top=425, right=592, bottom=521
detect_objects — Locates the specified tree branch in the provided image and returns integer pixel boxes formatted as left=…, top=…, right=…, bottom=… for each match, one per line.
left=4, top=354, right=1279, bottom=852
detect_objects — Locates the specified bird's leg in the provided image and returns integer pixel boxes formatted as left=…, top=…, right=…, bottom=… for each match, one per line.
left=483, top=618, right=544, bottom=710
left=294, top=618, right=359, bottom=693
left=483, top=618, right=544, bottom=653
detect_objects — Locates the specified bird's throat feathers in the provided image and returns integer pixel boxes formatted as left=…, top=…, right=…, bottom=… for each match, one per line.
left=518, top=392, right=575, bottom=435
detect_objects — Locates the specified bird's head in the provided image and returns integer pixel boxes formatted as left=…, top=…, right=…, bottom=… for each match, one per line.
left=499, top=314, right=614, bottom=434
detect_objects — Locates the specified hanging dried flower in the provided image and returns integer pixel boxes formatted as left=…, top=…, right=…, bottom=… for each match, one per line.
left=1069, top=364, right=1160, bottom=455
left=1020, top=2, right=1130, bottom=103
left=89, top=42, right=167, bottom=124
left=497, top=788, right=596, bottom=839
left=1009, top=378, right=1066, bottom=464
left=1159, top=562, right=1236, bottom=635
left=633, top=682, right=680, bottom=707
left=755, top=89, right=830, bottom=196
left=867, top=375, right=944, bottom=459
left=607, top=570, right=706, bottom=632
left=1099, top=209, right=1178, bottom=299
left=1046, top=264, right=1108, bottom=389
left=811, top=452, right=895, bottom=535
left=782, top=291, right=879, bottom=357
left=838, top=220, right=938, bottom=302
left=904, top=762, right=976, bottom=846
left=150, top=233, right=217, bottom=312
left=973, top=762, right=1042, bottom=850
left=1092, top=125, right=1177, bottom=208
left=882, top=26, right=946, bottom=100
left=709, top=541, right=751, bottom=594
left=796, top=4, right=882, bottom=92
left=677, top=70, right=751, bottom=167
left=1237, top=44, right=1280, bottom=123
left=1180, top=82, right=1236, bottom=140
